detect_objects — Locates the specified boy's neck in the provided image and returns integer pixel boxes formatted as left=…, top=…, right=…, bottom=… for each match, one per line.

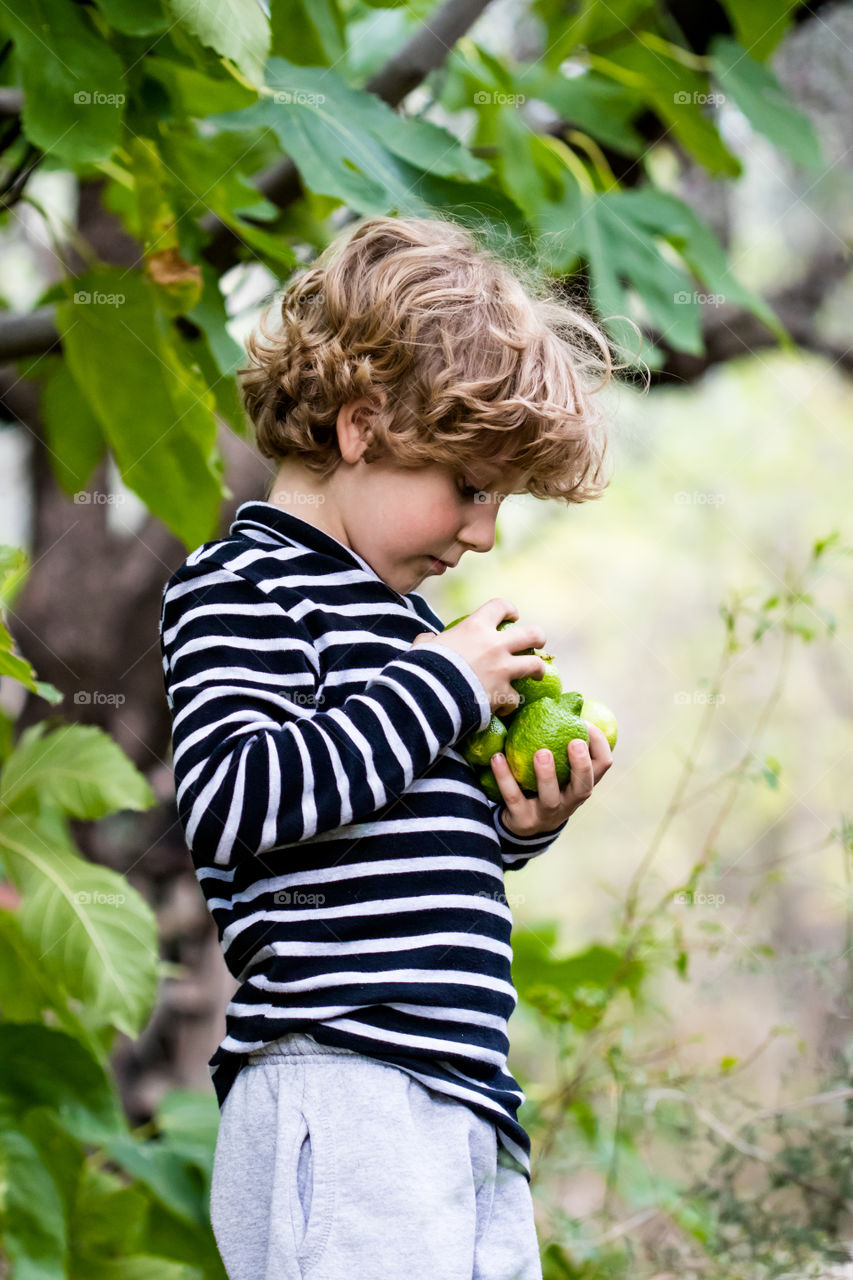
left=267, top=460, right=348, bottom=546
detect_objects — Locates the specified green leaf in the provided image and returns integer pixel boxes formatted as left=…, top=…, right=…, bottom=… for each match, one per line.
left=1, top=722, right=155, bottom=817
left=718, top=0, right=802, bottom=62
left=0, top=1124, right=67, bottom=1279
left=0, top=1024, right=125, bottom=1144
left=0, top=544, right=29, bottom=610
left=102, top=1134, right=210, bottom=1228
left=606, top=187, right=791, bottom=346
left=513, top=929, right=644, bottom=1024
left=710, top=36, right=824, bottom=171
left=40, top=358, right=106, bottom=499
left=164, top=0, right=270, bottom=86
left=69, top=1163, right=149, bottom=1266
left=76, top=1258, right=204, bottom=1280
left=516, top=65, right=647, bottom=156
left=761, top=755, right=782, bottom=790
left=211, top=58, right=491, bottom=214
left=92, top=0, right=169, bottom=35
left=381, top=157, right=530, bottom=247
left=568, top=1096, right=598, bottom=1143
left=591, top=39, right=741, bottom=177
left=54, top=269, right=225, bottom=550
left=537, top=0, right=654, bottom=69
left=0, top=808, right=159, bottom=1038
left=813, top=531, right=842, bottom=558
left=0, top=555, right=64, bottom=702
left=219, top=212, right=302, bottom=272
left=490, top=122, right=586, bottom=269
left=0, top=908, right=96, bottom=1037
left=170, top=320, right=246, bottom=437
left=6, top=0, right=127, bottom=165
left=271, top=0, right=346, bottom=67
left=0, top=638, right=63, bottom=703
left=157, top=124, right=280, bottom=231
left=143, top=55, right=258, bottom=115
left=154, top=1089, right=221, bottom=1155
left=586, top=193, right=704, bottom=355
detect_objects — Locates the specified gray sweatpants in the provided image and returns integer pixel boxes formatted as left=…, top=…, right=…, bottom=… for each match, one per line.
left=209, top=1032, right=544, bottom=1280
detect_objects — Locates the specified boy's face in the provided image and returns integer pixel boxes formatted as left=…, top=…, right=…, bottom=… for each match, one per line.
left=340, top=455, right=526, bottom=595
left=268, top=400, right=528, bottom=596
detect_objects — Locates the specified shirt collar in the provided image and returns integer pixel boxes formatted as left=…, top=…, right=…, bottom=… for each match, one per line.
left=229, top=500, right=413, bottom=604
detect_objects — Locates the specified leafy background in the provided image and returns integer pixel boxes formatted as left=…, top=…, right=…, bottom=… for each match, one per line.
left=0, top=0, right=851, bottom=1276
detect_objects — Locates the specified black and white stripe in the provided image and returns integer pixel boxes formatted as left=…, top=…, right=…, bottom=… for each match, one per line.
left=159, top=500, right=567, bottom=1180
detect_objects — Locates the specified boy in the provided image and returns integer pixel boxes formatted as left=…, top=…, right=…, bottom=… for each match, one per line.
left=159, top=214, right=614, bottom=1280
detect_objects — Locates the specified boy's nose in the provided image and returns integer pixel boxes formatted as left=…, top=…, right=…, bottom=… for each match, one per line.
left=459, top=510, right=498, bottom=554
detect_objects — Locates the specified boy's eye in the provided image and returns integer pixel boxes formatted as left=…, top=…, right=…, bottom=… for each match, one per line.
left=458, top=479, right=483, bottom=500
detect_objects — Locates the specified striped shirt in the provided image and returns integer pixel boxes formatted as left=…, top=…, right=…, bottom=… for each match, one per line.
left=158, top=499, right=568, bottom=1179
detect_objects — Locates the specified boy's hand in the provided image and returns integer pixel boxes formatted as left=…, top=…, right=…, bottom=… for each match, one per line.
left=490, top=721, right=613, bottom=838
left=411, top=597, right=547, bottom=719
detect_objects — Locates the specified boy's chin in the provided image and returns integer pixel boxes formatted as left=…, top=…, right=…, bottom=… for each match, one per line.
left=377, top=555, right=443, bottom=594
left=389, top=562, right=429, bottom=594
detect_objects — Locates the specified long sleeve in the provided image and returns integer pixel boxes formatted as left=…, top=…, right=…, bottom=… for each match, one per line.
left=159, top=561, right=492, bottom=869
left=490, top=801, right=568, bottom=871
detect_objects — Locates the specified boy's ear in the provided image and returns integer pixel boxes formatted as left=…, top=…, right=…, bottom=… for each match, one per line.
left=337, top=392, right=387, bottom=461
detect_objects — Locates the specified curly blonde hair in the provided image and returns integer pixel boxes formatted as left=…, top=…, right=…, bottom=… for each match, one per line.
left=239, top=213, right=628, bottom=504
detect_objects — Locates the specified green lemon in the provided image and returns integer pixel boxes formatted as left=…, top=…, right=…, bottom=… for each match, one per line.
left=562, top=690, right=584, bottom=716
left=460, top=713, right=508, bottom=769
left=477, top=764, right=503, bottom=804
left=443, top=614, right=470, bottom=630
left=512, top=653, right=562, bottom=709
left=496, top=618, right=564, bottom=717
left=580, top=698, right=618, bottom=750
left=504, top=694, right=590, bottom=791
left=445, top=614, right=534, bottom=654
